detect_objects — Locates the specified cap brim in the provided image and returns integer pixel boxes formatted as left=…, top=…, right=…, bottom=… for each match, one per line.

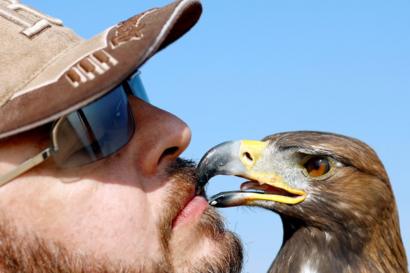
left=0, top=0, right=202, bottom=139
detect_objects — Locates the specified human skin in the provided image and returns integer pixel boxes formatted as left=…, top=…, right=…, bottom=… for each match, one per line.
left=0, top=96, right=242, bottom=273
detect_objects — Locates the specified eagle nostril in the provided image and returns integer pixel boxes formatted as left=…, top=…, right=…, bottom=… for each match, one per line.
left=242, top=152, right=254, bottom=164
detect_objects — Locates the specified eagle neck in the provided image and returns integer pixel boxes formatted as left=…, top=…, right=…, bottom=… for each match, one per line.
left=267, top=216, right=408, bottom=273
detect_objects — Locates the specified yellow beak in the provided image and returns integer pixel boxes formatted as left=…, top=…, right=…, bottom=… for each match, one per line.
left=197, top=140, right=306, bottom=207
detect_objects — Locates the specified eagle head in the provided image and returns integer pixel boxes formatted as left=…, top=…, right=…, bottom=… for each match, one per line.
left=197, top=131, right=407, bottom=272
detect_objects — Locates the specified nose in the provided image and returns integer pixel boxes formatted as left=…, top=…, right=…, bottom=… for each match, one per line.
left=127, top=97, right=192, bottom=175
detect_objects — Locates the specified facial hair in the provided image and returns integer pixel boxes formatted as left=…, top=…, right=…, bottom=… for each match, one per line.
left=163, top=158, right=243, bottom=273
left=0, top=224, right=167, bottom=273
left=0, top=158, right=242, bottom=273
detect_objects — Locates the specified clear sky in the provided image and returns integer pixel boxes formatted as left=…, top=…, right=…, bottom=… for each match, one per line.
left=25, top=0, right=409, bottom=272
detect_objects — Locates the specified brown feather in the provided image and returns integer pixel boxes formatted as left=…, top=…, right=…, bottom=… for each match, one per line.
left=261, top=131, right=407, bottom=273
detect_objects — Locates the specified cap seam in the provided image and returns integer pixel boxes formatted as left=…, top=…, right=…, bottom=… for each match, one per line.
left=1, top=27, right=82, bottom=104
left=20, top=26, right=83, bottom=87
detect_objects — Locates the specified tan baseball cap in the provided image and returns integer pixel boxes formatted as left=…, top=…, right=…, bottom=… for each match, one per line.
left=0, top=0, right=202, bottom=139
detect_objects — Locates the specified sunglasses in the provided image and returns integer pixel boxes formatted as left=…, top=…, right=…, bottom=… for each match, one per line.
left=0, top=71, right=148, bottom=187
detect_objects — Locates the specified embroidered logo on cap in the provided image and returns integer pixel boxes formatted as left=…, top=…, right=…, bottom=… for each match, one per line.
left=110, top=8, right=157, bottom=48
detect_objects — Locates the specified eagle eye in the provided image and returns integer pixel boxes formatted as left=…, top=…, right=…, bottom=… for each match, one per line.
left=303, top=156, right=331, bottom=178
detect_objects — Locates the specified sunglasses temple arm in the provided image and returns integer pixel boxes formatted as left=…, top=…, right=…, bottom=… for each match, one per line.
left=0, top=148, right=53, bottom=187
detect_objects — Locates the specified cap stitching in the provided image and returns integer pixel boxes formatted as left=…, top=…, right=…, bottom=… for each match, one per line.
left=7, top=2, right=63, bottom=26
left=0, top=37, right=82, bottom=106
left=0, top=0, right=63, bottom=38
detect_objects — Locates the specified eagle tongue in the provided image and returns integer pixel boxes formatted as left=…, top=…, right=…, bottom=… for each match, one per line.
left=240, top=181, right=272, bottom=192
left=240, top=181, right=259, bottom=190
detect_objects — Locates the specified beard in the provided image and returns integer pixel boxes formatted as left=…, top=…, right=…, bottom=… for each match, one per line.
left=0, top=158, right=242, bottom=273
left=163, top=158, right=243, bottom=273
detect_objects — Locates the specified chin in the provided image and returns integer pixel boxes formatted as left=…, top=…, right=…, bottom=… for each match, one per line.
left=169, top=207, right=243, bottom=273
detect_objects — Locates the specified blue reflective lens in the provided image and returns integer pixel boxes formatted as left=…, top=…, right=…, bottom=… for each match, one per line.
left=52, top=71, right=149, bottom=168
left=127, top=71, right=149, bottom=102
left=53, top=85, right=134, bottom=167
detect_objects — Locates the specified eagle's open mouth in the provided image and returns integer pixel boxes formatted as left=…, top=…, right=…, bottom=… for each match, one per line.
left=240, top=180, right=301, bottom=197
left=208, top=178, right=306, bottom=207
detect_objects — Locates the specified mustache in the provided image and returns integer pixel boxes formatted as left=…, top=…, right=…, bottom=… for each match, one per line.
left=160, top=157, right=198, bottom=234
left=166, top=158, right=197, bottom=178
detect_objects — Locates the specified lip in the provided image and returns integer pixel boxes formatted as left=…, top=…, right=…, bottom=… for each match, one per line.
left=172, top=195, right=208, bottom=229
left=171, top=187, right=208, bottom=229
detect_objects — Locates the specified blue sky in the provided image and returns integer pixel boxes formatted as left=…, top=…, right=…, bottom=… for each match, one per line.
left=26, top=0, right=409, bottom=272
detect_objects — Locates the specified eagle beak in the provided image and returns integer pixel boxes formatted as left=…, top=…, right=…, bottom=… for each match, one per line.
left=196, top=140, right=306, bottom=207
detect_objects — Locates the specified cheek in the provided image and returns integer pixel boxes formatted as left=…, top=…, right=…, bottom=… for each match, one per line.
left=63, top=183, right=163, bottom=261
left=0, top=175, right=165, bottom=265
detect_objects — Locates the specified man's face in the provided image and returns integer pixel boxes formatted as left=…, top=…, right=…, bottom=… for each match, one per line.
left=0, top=96, right=242, bottom=273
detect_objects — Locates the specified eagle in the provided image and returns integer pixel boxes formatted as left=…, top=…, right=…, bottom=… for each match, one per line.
left=196, top=131, right=408, bottom=273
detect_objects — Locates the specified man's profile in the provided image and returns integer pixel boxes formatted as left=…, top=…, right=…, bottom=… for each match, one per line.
left=0, top=0, right=243, bottom=272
